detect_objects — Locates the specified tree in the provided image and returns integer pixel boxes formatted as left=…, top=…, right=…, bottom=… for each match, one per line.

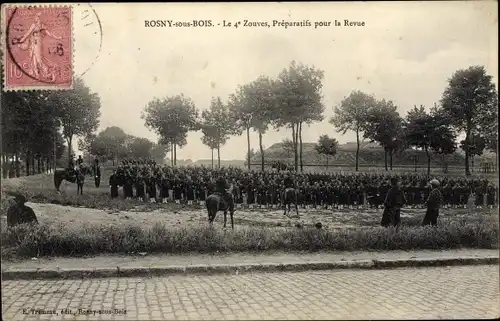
left=404, top=107, right=456, bottom=175
left=200, top=97, right=237, bottom=168
left=245, top=148, right=256, bottom=167
left=228, top=84, right=253, bottom=170
left=142, top=94, right=199, bottom=166
left=363, top=99, right=404, bottom=170
left=234, top=76, right=276, bottom=171
left=273, top=61, right=325, bottom=172
left=460, top=134, right=486, bottom=172
left=78, top=133, right=96, bottom=163
left=127, top=137, right=154, bottom=159
left=315, top=135, right=339, bottom=168
left=282, top=138, right=295, bottom=158
left=440, top=65, right=498, bottom=175
left=330, top=91, right=375, bottom=171
left=90, top=126, right=128, bottom=165
left=49, top=77, right=101, bottom=162
left=200, top=125, right=219, bottom=168
left=1, top=90, right=63, bottom=175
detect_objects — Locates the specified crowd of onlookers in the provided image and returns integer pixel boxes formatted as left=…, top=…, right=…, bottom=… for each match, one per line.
left=108, top=160, right=498, bottom=208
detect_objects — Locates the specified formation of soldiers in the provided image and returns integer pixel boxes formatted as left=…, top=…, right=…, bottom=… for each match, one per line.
left=108, top=159, right=499, bottom=208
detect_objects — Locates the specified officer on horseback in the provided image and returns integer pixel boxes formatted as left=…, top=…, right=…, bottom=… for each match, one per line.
left=284, top=174, right=294, bottom=189
left=215, top=176, right=232, bottom=206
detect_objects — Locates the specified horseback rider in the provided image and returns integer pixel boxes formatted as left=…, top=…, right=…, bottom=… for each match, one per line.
left=67, top=154, right=76, bottom=179
left=284, top=174, right=294, bottom=189
left=215, top=176, right=232, bottom=207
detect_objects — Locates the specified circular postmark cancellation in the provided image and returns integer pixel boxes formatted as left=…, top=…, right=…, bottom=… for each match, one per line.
left=3, top=4, right=103, bottom=91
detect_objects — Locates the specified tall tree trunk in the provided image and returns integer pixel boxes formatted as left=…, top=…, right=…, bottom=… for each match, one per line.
left=355, top=129, right=360, bottom=172
left=31, top=154, right=35, bottom=175
left=425, top=147, right=431, bottom=176
left=217, top=142, right=221, bottom=168
left=496, top=147, right=498, bottom=173
left=170, top=142, right=174, bottom=166
left=299, top=122, right=303, bottom=172
left=259, top=131, right=264, bottom=172
left=211, top=148, right=214, bottom=169
left=291, top=124, right=296, bottom=170
left=173, top=141, right=177, bottom=166
left=389, top=149, right=394, bottom=170
left=246, top=127, right=251, bottom=170
left=384, top=148, right=388, bottom=171
left=37, top=158, right=41, bottom=174
left=25, top=155, right=30, bottom=176
left=464, top=123, right=471, bottom=176
left=66, top=136, right=73, bottom=166
left=292, top=123, right=299, bottom=172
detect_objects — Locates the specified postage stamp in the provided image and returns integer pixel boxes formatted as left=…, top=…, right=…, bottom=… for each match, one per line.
left=2, top=5, right=73, bottom=91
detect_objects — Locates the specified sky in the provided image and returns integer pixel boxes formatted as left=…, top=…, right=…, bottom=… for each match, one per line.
left=70, top=1, right=498, bottom=160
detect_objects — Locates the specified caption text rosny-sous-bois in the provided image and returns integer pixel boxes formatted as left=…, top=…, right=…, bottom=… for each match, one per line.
left=144, top=19, right=366, bottom=29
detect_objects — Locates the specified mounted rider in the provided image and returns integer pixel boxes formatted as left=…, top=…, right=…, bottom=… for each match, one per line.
left=215, top=176, right=232, bottom=207
left=284, top=174, right=295, bottom=190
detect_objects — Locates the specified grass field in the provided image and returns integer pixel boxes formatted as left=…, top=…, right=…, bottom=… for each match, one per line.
left=1, top=172, right=498, bottom=259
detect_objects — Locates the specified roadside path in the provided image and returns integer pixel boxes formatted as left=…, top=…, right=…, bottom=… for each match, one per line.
left=3, top=249, right=498, bottom=272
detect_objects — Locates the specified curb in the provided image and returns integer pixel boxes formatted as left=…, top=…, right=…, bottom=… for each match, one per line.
left=2, top=257, right=498, bottom=280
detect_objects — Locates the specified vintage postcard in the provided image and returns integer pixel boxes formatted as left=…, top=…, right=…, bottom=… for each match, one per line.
left=1, top=1, right=498, bottom=320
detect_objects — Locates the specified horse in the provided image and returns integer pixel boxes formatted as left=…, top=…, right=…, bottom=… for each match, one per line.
left=54, top=165, right=91, bottom=194
left=282, top=187, right=299, bottom=217
left=205, top=185, right=235, bottom=229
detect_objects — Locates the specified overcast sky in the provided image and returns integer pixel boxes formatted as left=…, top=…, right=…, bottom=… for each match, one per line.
left=72, top=1, right=498, bottom=160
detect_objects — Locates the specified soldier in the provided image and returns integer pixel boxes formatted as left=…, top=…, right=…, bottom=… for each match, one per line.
left=422, top=179, right=444, bottom=226
left=6, top=193, right=38, bottom=227
left=76, top=155, right=84, bottom=166
left=109, top=169, right=119, bottom=198
left=381, top=177, right=406, bottom=228
left=135, top=170, right=145, bottom=201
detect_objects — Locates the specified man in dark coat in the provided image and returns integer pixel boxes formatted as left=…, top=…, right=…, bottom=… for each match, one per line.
left=422, top=179, right=444, bottom=226
left=381, top=177, right=406, bottom=227
left=6, top=192, right=38, bottom=227
left=109, top=170, right=119, bottom=198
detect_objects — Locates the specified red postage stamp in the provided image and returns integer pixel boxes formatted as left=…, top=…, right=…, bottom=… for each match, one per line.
left=2, top=5, right=73, bottom=90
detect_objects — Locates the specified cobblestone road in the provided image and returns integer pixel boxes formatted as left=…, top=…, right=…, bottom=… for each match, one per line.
left=2, top=265, right=499, bottom=320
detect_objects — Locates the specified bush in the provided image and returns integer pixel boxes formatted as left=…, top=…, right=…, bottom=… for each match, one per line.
left=1, top=219, right=497, bottom=259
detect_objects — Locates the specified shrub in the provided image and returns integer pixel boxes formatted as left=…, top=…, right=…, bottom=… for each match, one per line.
left=1, top=219, right=497, bottom=259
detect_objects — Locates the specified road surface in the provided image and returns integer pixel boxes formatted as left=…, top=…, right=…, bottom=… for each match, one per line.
left=2, top=265, right=498, bottom=320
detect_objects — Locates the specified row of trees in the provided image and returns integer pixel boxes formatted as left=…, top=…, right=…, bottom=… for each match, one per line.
left=142, top=61, right=325, bottom=171
left=330, top=66, right=498, bottom=175
left=1, top=78, right=101, bottom=177
left=142, top=63, right=497, bottom=176
left=77, top=126, right=168, bottom=165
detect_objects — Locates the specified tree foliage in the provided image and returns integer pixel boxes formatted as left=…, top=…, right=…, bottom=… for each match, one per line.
left=404, top=106, right=457, bottom=175
left=200, top=97, right=237, bottom=167
left=142, top=94, right=199, bottom=165
left=273, top=61, right=325, bottom=171
left=440, top=65, right=498, bottom=175
left=330, top=91, right=376, bottom=171
left=363, top=99, right=404, bottom=170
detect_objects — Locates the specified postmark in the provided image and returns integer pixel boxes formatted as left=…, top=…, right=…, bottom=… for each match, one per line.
left=2, top=5, right=73, bottom=91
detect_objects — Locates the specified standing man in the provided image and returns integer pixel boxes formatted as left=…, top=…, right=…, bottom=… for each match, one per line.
left=381, top=177, right=406, bottom=228
left=422, top=179, right=444, bottom=226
